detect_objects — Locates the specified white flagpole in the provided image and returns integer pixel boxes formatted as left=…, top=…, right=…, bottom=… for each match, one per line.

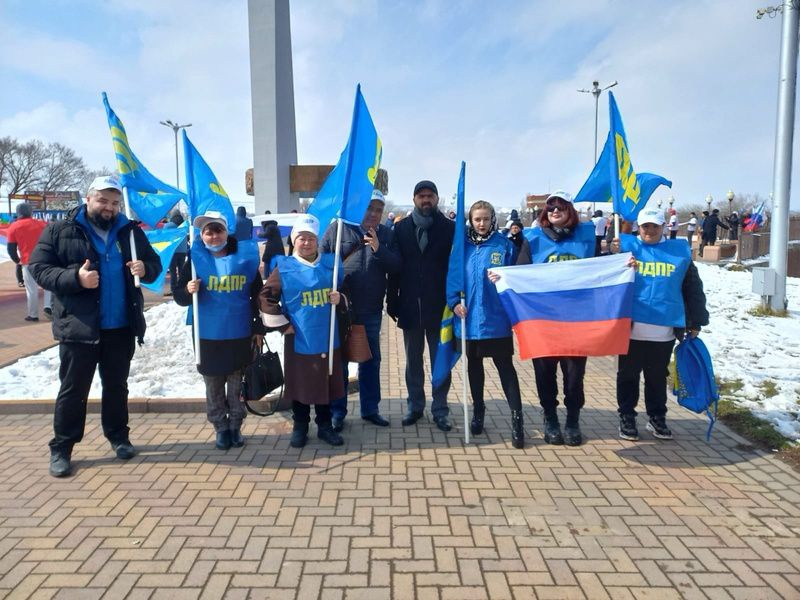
left=121, top=187, right=140, bottom=288
left=328, top=218, right=344, bottom=375
left=460, top=295, right=469, bottom=444
left=614, top=213, right=621, bottom=243
left=189, top=225, right=201, bottom=365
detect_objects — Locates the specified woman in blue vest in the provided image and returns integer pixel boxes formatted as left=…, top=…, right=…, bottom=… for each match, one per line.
left=611, top=208, right=709, bottom=441
left=258, top=214, right=348, bottom=448
left=173, top=210, right=264, bottom=450
left=518, top=191, right=598, bottom=446
left=451, top=201, right=524, bottom=448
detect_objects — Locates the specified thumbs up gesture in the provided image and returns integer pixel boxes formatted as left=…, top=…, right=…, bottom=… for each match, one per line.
left=78, top=259, right=99, bottom=289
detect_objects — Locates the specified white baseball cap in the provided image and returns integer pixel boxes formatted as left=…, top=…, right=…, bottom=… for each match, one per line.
left=290, top=214, right=320, bottom=241
left=637, top=208, right=665, bottom=226
left=546, top=190, right=573, bottom=204
left=88, top=174, right=122, bottom=194
left=193, top=210, right=228, bottom=231
left=371, top=189, right=386, bottom=203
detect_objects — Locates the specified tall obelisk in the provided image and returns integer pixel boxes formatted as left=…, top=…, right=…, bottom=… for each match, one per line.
left=248, top=0, right=298, bottom=213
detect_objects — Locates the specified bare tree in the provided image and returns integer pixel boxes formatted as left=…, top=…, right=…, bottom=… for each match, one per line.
left=37, top=143, right=88, bottom=192
left=0, top=136, right=15, bottom=192
left=5, top=140, right=47, bottom=196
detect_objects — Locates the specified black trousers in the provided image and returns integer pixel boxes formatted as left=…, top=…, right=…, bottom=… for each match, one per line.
left=532, top=357, right=587, bottom=420
left=616, top=339, right=675, bottom=418
left=50, top=328, right=136, bottom=455
left=292, top=401, right=332, bottom=426
left=467, top=355, right=522, bottom=412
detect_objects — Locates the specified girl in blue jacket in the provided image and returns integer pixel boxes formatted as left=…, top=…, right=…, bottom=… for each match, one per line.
left=449, top=201, right=524, bottom=449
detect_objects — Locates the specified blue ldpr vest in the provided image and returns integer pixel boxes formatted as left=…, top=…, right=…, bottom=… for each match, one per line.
left=275, top=254, right=343, bottom=355
left=621, top=234, right=691, bottom=327
left=453, top=232, right=515, bottom=340
left=191, top=239, right=260, bottom=340
left=524, top=221, right=595, bottom=263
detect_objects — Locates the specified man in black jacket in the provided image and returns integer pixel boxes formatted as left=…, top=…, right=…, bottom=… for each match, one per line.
left=698, top=208, right=728, bottom=257
left=29, top=175, right=162, bottom=478
left=320, top=189, right=401, bottom=430
left=387, top=181, right=455, bottom=431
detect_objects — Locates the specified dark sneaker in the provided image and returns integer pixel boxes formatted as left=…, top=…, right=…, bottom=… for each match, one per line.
left=433, top=416, right=452, bottom=432
left=230, top=429, right=245, bottom=448
left=24, top=316, right=39, bottom=322
left=215, top=431, right=231, bottom=451
left=619, top=414, right=639, bottom=441
left=112, top=441, right=136, bottom=460
left=401, top=411, right=424, bottom=426
left=543, top=414, right=564, bottom=445
left=646, top=416, right=673, bottom=440
left=49, top=453, right=71, bottom=478
left=290, top=424, right=308, bottom=448
left=564, top=424, right=583, bottom=446
left=317, top=427, right=344, bottom=446
left=43, top=307, right=53, bottom=320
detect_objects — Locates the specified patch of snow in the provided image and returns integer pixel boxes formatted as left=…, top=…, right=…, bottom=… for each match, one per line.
left=695, top=263, right=800, bottom=440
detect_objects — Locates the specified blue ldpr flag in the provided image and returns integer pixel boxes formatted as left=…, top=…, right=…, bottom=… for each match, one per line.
left=308, top=84, right=382, bottom=233
left=102, top=93, right=186, bottom=228
left=609, top=92, right=649, bottom=222
left=182, top=131, right=236, bottom=229
left=141, top=224, right=188, bottom=293
left=574, top=136, right=671, bottom=210
left=431, top=161, right=466, bottom=388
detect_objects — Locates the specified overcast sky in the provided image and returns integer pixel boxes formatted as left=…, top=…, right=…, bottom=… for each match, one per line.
left=1, top=0, right=798, bottom=213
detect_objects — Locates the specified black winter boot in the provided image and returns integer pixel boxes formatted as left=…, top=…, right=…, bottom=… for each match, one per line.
left=471, top=403, right=486, bottom=435
left=290, top=422, right=309, bottom=448
left=317, top=425, right=344, bottom=446
left=564, top=412, right=583, bottom=446
left=511, top=410, right=524, bottom=449
left=543, top=413, right=564, bottom=445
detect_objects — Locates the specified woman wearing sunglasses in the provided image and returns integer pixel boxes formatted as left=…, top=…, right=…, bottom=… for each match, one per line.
left=517, top=191, right=598, bottom=446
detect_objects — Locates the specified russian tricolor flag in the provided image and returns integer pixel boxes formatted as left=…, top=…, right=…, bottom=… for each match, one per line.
left=489, top=253, right=635, bottom=360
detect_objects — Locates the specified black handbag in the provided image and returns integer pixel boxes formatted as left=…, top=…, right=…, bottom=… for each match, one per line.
left=242, top=340, right=284, bottom=416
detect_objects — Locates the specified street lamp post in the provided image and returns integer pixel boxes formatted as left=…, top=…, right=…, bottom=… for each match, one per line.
left=657, top=198, right=662, bottom=209
left=578, top=79, right=618, bottom=212
left=668, top=196, right=675, bottom=210
left=726, top=189, right=735, bottom=243
left=706, top=194, right=713, bottom=215
left=159, top=120, right=192, bottom=189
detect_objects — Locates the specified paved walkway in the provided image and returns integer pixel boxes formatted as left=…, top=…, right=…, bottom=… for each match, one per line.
left=1, top=316, right=799, bottom=599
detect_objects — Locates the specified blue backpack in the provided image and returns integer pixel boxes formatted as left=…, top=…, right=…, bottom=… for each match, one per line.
left=672, top=336, right=719, bottom=440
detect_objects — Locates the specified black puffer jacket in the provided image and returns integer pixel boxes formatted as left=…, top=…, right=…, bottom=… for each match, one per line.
left=319, top=222, right=401, bottom=320
left=678, top=262, right=710, bottom=337
left=29, top=205, right=161, bottom=344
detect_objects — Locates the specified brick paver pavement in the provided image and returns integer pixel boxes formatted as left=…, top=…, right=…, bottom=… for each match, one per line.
left=1, top=318, right=799, bottom=599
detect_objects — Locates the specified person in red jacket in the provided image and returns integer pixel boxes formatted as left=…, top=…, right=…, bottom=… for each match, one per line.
left=7, top=203, right=51, bottom=321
